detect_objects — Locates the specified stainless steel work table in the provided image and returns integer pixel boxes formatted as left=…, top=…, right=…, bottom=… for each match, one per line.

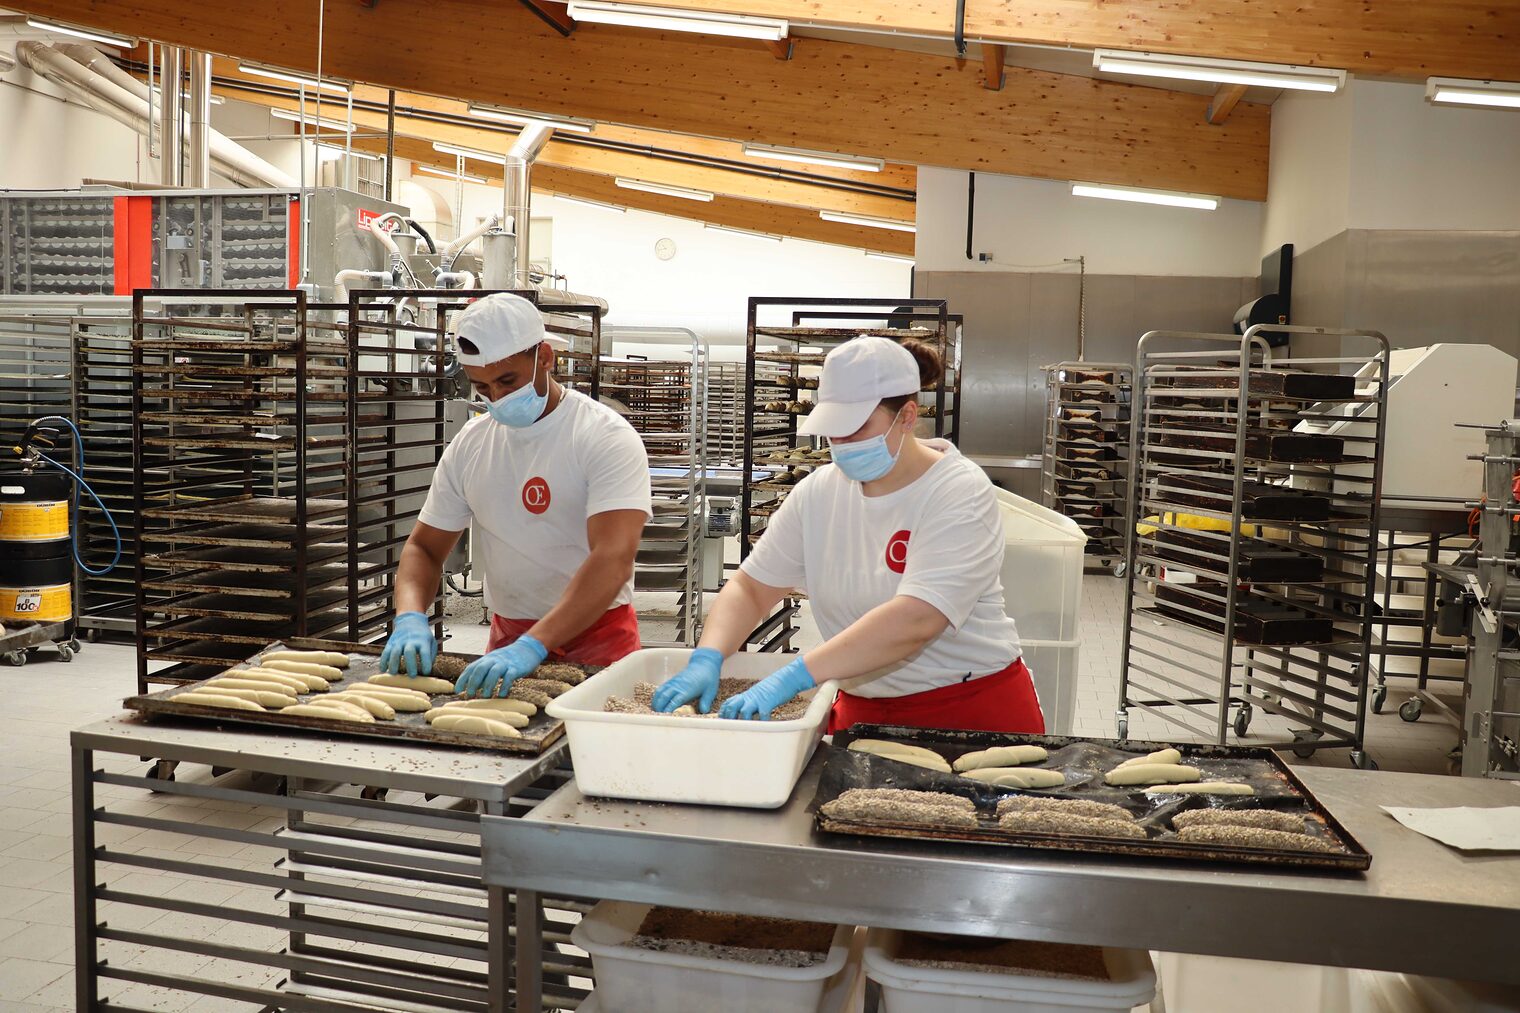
left=483, top=753, right=1520, bottom=1011
left=72, top=714, right=584, bottom=1012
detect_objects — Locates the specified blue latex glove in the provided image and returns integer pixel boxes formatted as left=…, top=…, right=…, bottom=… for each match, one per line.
left=719, top=656, right=815, bottom=721
left=651, top=647, right=724, bottom=714
left=455, top=634, right=550, bottom=698
left=379, top=611, right=437, bottom=677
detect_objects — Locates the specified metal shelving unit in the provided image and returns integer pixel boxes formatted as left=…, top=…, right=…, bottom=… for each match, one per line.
left=1117, top=324, right=1389, bottom=768
left=703, top=360, right=746, bottom=465
left=1041, top=361, right=1132, bottom=574
left=741, top=296, right=954, bottom=651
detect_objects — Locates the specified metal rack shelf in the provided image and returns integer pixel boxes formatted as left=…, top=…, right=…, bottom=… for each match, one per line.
left=1117, top=325, right=1389, bottom=768
left=1042, top=360, right=1132, bottom=572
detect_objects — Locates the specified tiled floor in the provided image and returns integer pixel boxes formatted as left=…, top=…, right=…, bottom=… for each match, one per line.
left=0, top=573, right=1470, bottom=1010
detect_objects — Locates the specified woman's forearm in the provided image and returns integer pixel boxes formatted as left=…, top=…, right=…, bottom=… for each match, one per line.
left=803, top=596, right=949, bottom=686
left=696, top=572, right=787, bottom=656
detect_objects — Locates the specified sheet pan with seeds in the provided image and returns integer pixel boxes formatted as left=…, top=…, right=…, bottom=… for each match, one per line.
left=125, top=640, right=596, bottom=754
left=811, top=724, right=1370, bottom=871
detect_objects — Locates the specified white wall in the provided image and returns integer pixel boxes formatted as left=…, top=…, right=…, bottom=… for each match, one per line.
left=1258, top=86, right=1353, bottom=256
left=406, top=176, right=911, bottom=344
left=914, top=166, right=1265, bottom=277
left=0, top=61, right=155, bottom=187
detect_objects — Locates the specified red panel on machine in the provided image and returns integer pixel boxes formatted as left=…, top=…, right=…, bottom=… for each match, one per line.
left=287, top=195, right=301, bottom=288
left=112, top=196, right=153, bottom=295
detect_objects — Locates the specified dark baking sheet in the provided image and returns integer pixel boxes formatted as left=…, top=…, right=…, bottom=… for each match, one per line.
left=1151, top=425, right=1346, bottom=463
left=1151, top=529, right=1324, bottom=582
left=812, top=725, right=1371, bottom=871
left=126, top=639, right=580, bottom=754
left=1154, top=583, right=1336, bottom=645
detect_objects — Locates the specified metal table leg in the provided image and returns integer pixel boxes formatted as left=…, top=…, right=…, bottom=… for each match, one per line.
left=72, top=745, right=98, bottom=1012
left=515, top=888, right=543, bottom=1012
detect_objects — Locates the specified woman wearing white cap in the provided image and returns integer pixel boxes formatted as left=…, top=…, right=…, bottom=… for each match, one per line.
left=379, top=292, right=652, bottom=696
left=653, top=336, right=1043, bottom=734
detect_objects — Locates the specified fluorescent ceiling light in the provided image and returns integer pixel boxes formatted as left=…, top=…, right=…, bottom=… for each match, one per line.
left=866, top=252, right=913, bottom=263
left=238, top=62, right=351, bottom=95
left=1426, top=77, right=1520, bottom=110
left=704, top=223, right=781, bottom=243
left=25, top=18, right=136, bottom=48
left=415, top=164, right=488, bottom=183
left=566, top=2, right=787, bottom=41
left=555, top=194, right=627, bottom=213
left=432, top=141, right=506, bottom=165
left=467, top=102, right=595, bottom=133
left=819, top=211, right=915, bottom=233
left=271, top=108, right=354, bottom=134
left=742, top=142, right=883, bottom=173
left=1071, top=182, right=1219, bottom=211
left=315, top=142, right=383, bottom=162
left=615, top=177, right=714, bottom=202
left=1093, top=49, right=1345, bottom=93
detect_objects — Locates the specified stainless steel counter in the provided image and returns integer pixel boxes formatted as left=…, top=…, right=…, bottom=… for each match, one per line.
left=483, top=751, right=1520, bottom=1010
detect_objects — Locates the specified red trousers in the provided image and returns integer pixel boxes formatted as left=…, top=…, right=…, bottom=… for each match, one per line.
left=487, top=604, right=642, bottom=666
left=828, top=656, right=1045, bottom=736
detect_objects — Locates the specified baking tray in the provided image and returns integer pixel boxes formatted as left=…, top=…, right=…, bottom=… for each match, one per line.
left=1157, top=474, right=1330, bottom=522
left=812, top=724, right=1371, bottom=871
left=1150, top=528, right=1324, bottom=583
left=1152, top=583, right=1337, bottom=645
left=1156, top=367, right=1355, bottom=401
left=126, top=640, right=581, bottom=754
left=1151, top=425, right=1346, bottom=464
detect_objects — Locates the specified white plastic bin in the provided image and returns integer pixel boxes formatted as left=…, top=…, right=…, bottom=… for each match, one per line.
left=996, top=491, right=1087, bottom=735
left=571, top=901, right=853, bottom=1013
left=865, top=929, right=1155, bottom=1013
left=546, top=648, right=839, bottom=808
left=1154, top=952, right=1355, bottom=1013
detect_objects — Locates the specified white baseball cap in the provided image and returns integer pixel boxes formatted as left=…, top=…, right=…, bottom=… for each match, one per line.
left=799, top=336, right=920, bottom=438
left=453, top=293, right=568, bottom=367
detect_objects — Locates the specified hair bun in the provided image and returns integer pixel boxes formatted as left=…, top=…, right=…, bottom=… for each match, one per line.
left=899, top=338, right=943, bottom=389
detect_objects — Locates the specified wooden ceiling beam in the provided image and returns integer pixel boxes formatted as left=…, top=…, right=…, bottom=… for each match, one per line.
left=764, top=38, right=793, bottom=60
left=10, top=0, right=1271, bottom=200
left=517, top=0, right=576, bottom=36
left=1206, top=84, right=1247, bottom=126
left=631, top=0, right=1520, bottom=82
left=367, top=134, right=915, bottom=255
left=982, top=44, right=1005, bottom=91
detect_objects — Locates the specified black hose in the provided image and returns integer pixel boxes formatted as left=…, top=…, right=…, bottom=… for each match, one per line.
left=965, top=172, right=976, bottom=261
left=954, top=0, right=967, bottom=57
left=406, top=218, right=437, bottom=254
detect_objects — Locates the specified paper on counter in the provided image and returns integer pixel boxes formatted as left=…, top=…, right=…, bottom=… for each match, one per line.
left=1382, top=805, right=1520, bottom=852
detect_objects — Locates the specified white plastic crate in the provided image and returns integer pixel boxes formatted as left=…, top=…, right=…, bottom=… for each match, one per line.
left=546, top=648, right=839, bottom=808
left=1019, top=638, right=1080, bottom=736
left=571, top=901, right=853, bottom=1013
left=997, top=490, right=1087, bottom=643
left=865, top=929, right=1155, bottom=1013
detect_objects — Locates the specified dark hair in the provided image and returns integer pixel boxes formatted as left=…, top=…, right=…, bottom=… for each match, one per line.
left=879, top=338, right=944, bottom=415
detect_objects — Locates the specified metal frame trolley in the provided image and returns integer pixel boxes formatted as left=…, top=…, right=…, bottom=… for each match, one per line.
left=1041, top=360, right=1133, bottom=574
left=1117, top=324, right=1390, bottom=768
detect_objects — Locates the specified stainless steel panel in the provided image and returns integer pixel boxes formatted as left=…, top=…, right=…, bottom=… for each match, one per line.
left=1291, top=231, right=1350, bottom=362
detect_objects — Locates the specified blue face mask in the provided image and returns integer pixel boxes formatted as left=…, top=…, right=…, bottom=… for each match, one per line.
left=485, top=353, right=547, bottom=428
left=830, top=410, right=907, bottom=483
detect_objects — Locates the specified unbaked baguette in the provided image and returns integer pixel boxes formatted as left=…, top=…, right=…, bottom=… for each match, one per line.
left=368, top=674, right=457, bottom=694
left=259, top=650, right=350, bottom=668
left=952, top=745, right=1049, bottom=772
left=847, top=739, right=952, bottom=773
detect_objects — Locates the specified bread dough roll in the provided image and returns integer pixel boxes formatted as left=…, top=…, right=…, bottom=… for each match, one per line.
left=962, top=767, right=1066, bottom=789
left=437, top=698, right=537, bottom=717
left=260, top=650, right=350, bottom=668
left=368, top=673, right=456, bottom=694
left=299, top=698, right=375, bottom=722
left=847, top=739, right=952, bottom=773
left=242, top=667, right=328, bottom=691
left=208, top=676, right=305, bottom=698
left=339, top=686, right=432, bottom=711
left=174, top=691, right=265, bottom=711
left=218, top=668, right=310, bottom=693
left=1145, top=782, right=1255, bottom=796
left=1105, top=763, right=1201, bottom=787
left=427, top=707, right=529, bottom=728
left=281, top=703, right=369, bottom=723
left=329, top=693, right=396, bottom=719
left=196, top=685, right=297, bottom=709
left=260, top=659, right=342, bottom=682
left=428, top=713, right=523, bottom=738
left=952, top=745, right=1048, bottom=772
left=1116, top=748, right=1182, bottom=769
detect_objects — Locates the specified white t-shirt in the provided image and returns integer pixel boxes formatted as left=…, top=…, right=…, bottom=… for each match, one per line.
left=418, top=388, right=652, bottom=619
left=740, top=440, right=1021, bottom=698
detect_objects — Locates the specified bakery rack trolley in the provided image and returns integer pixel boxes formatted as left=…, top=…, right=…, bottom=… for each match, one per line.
left=742, top=296, right=952, bottom=651
left=603, top=325, right=709, bottom=646
left=1116, top=324, right=1389, bottom=769
left=1041, top=361, right=1133, bottom=576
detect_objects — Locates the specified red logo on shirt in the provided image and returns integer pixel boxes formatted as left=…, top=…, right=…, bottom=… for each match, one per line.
left=885, top=530, right=911, bottom=574
left=522, top=477, right=551, bottom=514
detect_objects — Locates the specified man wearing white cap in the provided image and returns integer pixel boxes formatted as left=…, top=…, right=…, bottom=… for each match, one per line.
left=652, top=335, right=1043, bottom=734
left=380, top=292, right=651, bottom=696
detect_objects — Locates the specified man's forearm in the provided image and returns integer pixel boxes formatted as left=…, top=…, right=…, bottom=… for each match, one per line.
left=525, top=549, right=633, bottom=651
left=394, top=541, right=446, bottom=616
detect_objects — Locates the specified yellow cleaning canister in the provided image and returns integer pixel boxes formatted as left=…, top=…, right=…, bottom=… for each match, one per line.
left=0, top=472, right=73, bottom=624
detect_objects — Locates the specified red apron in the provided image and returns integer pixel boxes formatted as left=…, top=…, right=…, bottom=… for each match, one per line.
left=487, top=604, right=642, bottom=666
left=827, top=656, right=1045, bottom=736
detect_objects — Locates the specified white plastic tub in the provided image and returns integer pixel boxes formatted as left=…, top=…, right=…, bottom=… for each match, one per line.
left=571, top=900, right=853, bottom=1013
left=996, top=490, right=1087, bottom=643
left=865, top=929, right=1155, bottom=1013
left=546, top=648, right=839, bottom=808
left=1019, top=638, right=1080, bottom=736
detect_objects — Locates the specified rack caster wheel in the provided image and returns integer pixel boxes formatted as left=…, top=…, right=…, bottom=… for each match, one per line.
left=1399, top=698, right=1423, bottom=723
left=69, top=639, right=82, bottom=652
left=57, top=645, right=74, bottom=662
left=4, top=651, right=25, bottom=667
left=1370, top=685, right=1388, bottom=714
left=1112, top=561, right=1127, bottom=578
left=1116, top=717, right=1129, bottom=739
left=1290, top=730, right=1321, bottom=759
left=146, top=759, right=178, bottom=791
left=86, top=629, right=100, bottom=643
left=1351, top=751, right=1378, bottom=771
left=360, top=786, right=389, bottom=802
left=1233, top=704, right=1253, bottom=738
